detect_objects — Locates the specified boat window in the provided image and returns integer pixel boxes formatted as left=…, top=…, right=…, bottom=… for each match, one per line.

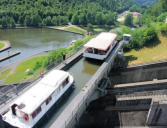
left=86, top=48, right=93, bottom=53
left=31, top=106, right=42, bottom=119
left=46, top=96, right=52, bottom=105
left=62, top=77, right=69, bottom=87
left=32, top=111, right=37, bottom=119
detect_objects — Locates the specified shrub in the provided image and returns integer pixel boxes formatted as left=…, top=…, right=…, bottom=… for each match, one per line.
left=161, top=24, right=167, bottom=35
left=143, top=27, right=158, bottom=45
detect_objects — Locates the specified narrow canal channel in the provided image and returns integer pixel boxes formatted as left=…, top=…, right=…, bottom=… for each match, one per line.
left=41, top=58, right=102, bottom=128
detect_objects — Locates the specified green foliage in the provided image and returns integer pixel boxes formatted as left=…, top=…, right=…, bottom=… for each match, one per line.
left=124, top=14, right=133, bottom=26
left=0, top=0, right=135, bottom=27
left=161, top=24, right=167, bottom=36
left=0, top=42, right=5, bottom=49
left=113, top=26, right=158, bottom=51
left=1, top=16, right=16, bottom=28
left=87, top=23, right=93, bottom=32
left=0, top=69, right=11, bottom=81
left=157, top=12, right=167, bottom=22
left=64, top=26, right=86, bottom=35
left=47, top=36, right=94, bottom=66
left=129, top=5, right=143, bottom=13
left=135, top=0, right=157, bottom=6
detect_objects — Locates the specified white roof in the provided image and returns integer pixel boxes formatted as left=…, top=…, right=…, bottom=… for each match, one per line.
left=13, top=70, right=69, bottom=114
left=84, top=32, right=117, bottom=51
left=123, top=34, right=131, bottom=37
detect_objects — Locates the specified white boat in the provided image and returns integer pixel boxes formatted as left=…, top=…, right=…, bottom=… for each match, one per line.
left=83, top=32, right=118, bottom=60
left=2, top=70, right=74, bottom=128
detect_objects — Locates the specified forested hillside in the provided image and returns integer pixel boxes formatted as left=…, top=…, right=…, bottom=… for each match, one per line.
left=0, top=0, right=135, bottom=28
left=135, top=0, right=157, bottom=6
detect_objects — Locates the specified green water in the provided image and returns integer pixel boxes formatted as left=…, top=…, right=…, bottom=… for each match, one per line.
left=0, top=28, right=83, bottom=66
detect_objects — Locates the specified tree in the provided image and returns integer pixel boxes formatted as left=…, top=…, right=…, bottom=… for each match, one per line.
left=124, top=13, right=133, bottom=26
left=87, top=23, right=93, bottom=32
left=52, top=16, right=58, bottom=25
left=143, top=27, right=157, bottom=45
left=24, top=15, right=31, bottom=26
left=31, top=14, right=42, bottom=26
left=161, top=24, right=167, bottom=36
left=136, top=15, right=145, bottom=26
left=43, top=16, right=52, bottom=26
left=71, top=13, right=79, bottom=25
left=78, top=13, right=87, bottom=25
left=160, top=0, right=167, bottom=11
left=95, top=12, right=105, bottom=25
left=10, top=17, right=16, bottom=28
left=1, top=17, right=8, bottom=28
left=105, top=12, right=116, bottom=25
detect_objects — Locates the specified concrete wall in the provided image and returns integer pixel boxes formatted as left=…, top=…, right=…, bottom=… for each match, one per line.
left=110, top=60, right=167, bottom=85
left=147, top=101, right=167, bottom=126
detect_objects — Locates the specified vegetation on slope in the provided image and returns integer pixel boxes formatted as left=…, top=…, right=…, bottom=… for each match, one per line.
left=0, top=0, right=135, bottom=28
left=0, top=69, right=11, bottom=81
left=62, top=26, right=87, bottom=35
left=0, top=42, right=5, bottom=49
left=125, top=34, right=167, bottom=65
left=135, top=0, right=157, bottom=6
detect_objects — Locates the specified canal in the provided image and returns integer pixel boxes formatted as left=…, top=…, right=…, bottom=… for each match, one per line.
left=41, top=58, right=102, bottom=128
left=0, top=28, right=83, bottom=67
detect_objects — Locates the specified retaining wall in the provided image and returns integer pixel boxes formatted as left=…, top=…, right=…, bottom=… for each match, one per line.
left=110, top=59, right=167, bottom=85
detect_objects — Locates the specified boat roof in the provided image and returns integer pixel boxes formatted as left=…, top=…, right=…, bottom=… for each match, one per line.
left=84, top=32, right=117, bottom=51
left=123, top=34, right=131, bottom=37
left=12, top=70, right=69, bottom=114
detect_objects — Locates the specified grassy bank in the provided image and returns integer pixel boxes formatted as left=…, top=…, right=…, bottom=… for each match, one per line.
left=64, top=26, right=86, bottom=35
left=0, top=42, right=5, bottom=49
left=4, top=36, right=93, bottom=84
left=0, top=69, right=11, bottom=81
left=53, top=25, right=87, bottom=35
left=5, top=56, right=47, bottom=84
left=125, top=34, right=167, bottom=65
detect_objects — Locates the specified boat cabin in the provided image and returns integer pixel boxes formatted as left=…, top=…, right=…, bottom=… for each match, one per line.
left=3, top=70, right=73, bottom=128
left=83, top=32, right=118, bottom=60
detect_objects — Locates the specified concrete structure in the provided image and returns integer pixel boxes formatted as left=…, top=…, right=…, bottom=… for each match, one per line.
left=0, top=51, right=20, bottom=62
left=147, top=100, right=167, bottom=126
left=49, top=41, right=124, bottom=128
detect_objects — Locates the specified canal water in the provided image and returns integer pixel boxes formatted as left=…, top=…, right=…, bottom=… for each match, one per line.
left=41, top=58, right=102, bottom=128
left=0, top=28, right=83, bottom=67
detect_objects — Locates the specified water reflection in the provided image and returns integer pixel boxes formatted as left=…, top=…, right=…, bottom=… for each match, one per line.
left=0, top=28, right=83, bottom=66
